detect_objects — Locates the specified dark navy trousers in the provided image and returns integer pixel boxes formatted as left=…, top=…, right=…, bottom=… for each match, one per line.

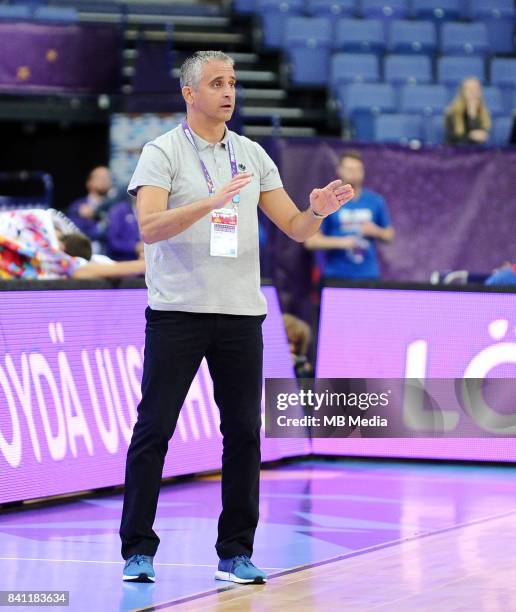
left=120, top=308, right=265, bottom=560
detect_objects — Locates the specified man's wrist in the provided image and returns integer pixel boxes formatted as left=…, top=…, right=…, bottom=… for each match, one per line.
left=309, top=204, right=326, bottom=219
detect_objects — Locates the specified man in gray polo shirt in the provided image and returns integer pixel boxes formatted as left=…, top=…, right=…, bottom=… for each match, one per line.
left=120, top=50, right=354, bottom=585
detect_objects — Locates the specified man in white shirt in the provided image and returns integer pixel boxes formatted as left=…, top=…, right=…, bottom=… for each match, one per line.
left=120, top=50, right=354, bottom=585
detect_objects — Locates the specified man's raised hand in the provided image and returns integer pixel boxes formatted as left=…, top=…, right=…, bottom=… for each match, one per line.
left=309, top=180, right=354, bottom=217
left=211, top=173, right=253, bottom=209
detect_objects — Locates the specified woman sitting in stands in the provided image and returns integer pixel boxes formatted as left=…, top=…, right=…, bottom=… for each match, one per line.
left=444, top=77, right=491, bottom=145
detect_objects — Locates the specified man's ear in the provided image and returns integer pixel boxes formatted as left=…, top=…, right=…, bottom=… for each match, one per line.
left=182, top=86, right=194, bottom=105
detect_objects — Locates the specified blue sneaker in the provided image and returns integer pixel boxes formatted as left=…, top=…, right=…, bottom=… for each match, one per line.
left=215, top=555, right=267, bottom=584
left=122, top=554, right=155, bottom=583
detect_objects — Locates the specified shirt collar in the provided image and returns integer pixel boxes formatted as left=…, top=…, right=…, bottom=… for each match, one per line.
left=190, top=125, right=230, bottom=150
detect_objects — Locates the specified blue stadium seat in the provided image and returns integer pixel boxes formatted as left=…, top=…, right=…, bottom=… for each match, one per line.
left=285, top=17, right=332, bottom=85
left=412, top=0, right=463, bottom=21
left=361, top=0, right=408, bottom=19
left=441, top=23, right=489, bottom=57
left=384, top=54, right=432, bottom=85
left=425, top=115, right=445, bottom=144
left=470, top=0, right=516, bottom=53
left=491, top=59, right=516, bottom=90
left=491, top=59, right=516, bottom=113
left=307, top=0, right=357, bottom=17
left=233, top=0, right=258, bottom=14
left=482, top=86, right=505, bottom=117
left=469, top=0, right=515, bottom=53
left=335, top=19, right=386, bottom=53
left=437, top=56, right=486, bottom=88
left=481, top=20, right=515, bottom=55
left=0, top=5, right=33, bottom=20
left=375, top=114, right=423, bottom=143
left=388, top=20, right=437, bottom=54
left=343, top=82, right=396, bottom=113
left=257, top=0, right=304, bottom=49
left=330, top=53, right=380, bottom=89
left=400, top=84, right=449, bottom=115
left=470, top=0, right=515, bottom=18
left=340, top=83, right=396, bottom=140
left=492, top=117, right=512, bottom=146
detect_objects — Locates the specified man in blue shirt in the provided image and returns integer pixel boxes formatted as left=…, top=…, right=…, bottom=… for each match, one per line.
left=305, top=150, right=394, bottom=279
left=67, top=166, right=114, bottom=252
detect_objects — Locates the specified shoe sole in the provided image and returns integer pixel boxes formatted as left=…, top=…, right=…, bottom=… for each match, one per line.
left=214, top=570, right=266, bottom=584
left=123, top=573, right=155, bottom=583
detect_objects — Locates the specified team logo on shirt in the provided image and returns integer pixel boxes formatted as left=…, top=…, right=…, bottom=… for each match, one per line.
left=238, top=163, right=247, bottom=172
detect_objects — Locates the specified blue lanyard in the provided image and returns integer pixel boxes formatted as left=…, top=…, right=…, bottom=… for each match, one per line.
left=182, top=119, right=240, bottom=204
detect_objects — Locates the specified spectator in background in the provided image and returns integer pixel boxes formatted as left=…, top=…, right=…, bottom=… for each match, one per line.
left=57, top=231, right=145, bottom=278
left=304, top=150, right=394, bottom=280
left=67, top=166, right=114, bottom=251
left=445, top=77, right=491, bottom=145
left=59, top=232, right=145, bottom=279
left=282, top=313, right=314, bottom=378
left=106, top=198, right=143, bottom=261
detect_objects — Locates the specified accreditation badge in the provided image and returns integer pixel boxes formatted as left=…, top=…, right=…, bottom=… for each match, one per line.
left=210, top=208, right=238, bottom=258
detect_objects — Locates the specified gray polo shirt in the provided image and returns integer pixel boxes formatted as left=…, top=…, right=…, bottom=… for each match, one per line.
left=128, top=122, right=283, bottom=315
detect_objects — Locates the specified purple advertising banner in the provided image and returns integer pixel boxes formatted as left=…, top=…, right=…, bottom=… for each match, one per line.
left=0, top=286, right=308, bottom=504
left=0, top=23, right=121, bottom=93
left=315, top=286, right=516, bottom=461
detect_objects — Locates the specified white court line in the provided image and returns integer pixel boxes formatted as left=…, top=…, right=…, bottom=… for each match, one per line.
left=0, top=557, right=284, bottom=570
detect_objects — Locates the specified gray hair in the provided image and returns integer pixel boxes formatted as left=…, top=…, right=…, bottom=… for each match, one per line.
left=179, top=51, right=235, bottom=90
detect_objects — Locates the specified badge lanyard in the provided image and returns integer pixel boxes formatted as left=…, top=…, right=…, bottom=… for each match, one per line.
left=181, top=119, right=240, bottom=206
left=182, top=119, right=240, bottom=258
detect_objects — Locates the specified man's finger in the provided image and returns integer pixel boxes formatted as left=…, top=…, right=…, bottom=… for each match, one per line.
left=224, top=182, right=251, bottom=194
left=325, top=180, right=343, bottom=191
left=334, top=184, right=353, bottom=194
left=230, top=173, right=253, bottom=183
left=227, top=178, right=252, bottom=189
left=226, top=183, right=249, bottom=195
left=333, top=187, right=352, bottom=197
left=229, top=175, right=252, bottom=184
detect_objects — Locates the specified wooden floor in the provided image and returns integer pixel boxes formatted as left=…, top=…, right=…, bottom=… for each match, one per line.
left=146, top=511, right=516, bottom=611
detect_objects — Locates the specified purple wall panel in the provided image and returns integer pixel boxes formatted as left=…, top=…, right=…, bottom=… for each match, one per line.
left=0, top=23, right=121, bottom=93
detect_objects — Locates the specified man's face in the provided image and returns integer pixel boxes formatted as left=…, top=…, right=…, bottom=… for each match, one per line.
left=337, top=157, right=364, bottom=190
left=87, top=167, right=112, bottom=197
left=184, top=60, right=236, bottom=122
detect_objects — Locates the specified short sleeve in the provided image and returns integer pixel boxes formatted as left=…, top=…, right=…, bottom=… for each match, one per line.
left=73, top=256, right=89, bottom=269
left=128, top=143, right=173, bottom=197
left=252, top=142, right=283, bottom=192
left=375, top=196, right=391, bottom=228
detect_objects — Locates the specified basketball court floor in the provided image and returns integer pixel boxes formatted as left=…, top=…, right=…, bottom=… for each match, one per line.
left=2, top=458, right=516, bottom=611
